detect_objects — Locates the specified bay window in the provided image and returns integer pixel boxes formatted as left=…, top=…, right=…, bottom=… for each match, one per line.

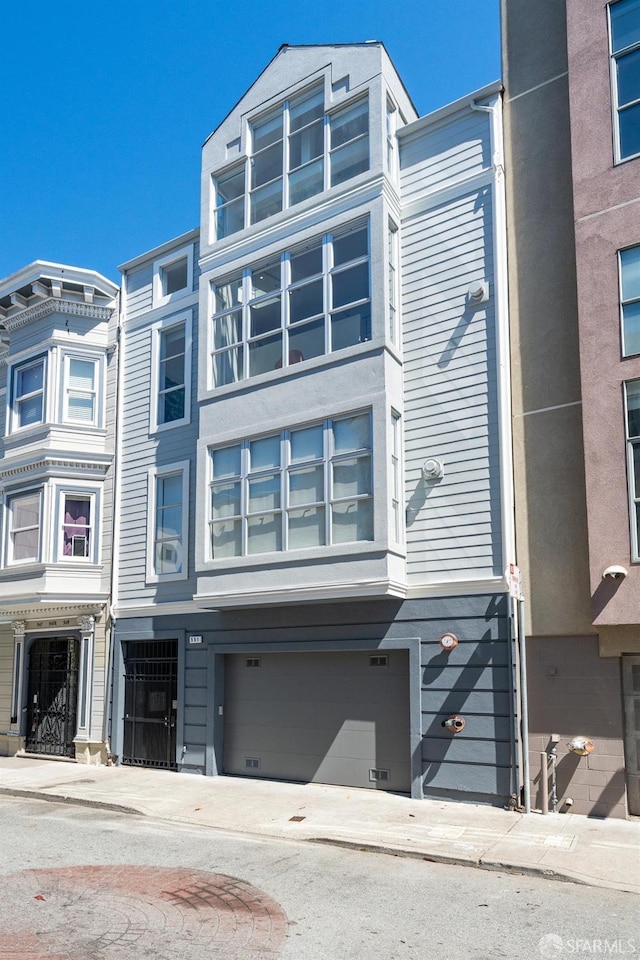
left=212, top=88, right=369, bottom=239
left=62, top=496, right=92, bottom=558
left=210, top=221, right=370, bottom=386
left=64, top=357, right=97, bottom=424
left=209, top=412, right=373, bottom=559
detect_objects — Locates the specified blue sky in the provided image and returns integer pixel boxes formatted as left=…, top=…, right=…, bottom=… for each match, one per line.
left=0, top=1, right=500, bottom=284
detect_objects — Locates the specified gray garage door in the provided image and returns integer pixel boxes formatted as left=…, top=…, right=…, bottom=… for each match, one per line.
left=224, top=650, right=410, bottom=792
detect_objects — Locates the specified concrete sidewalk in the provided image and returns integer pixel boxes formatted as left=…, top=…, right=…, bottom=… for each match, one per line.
left=1, top=756, right=638, bottom=894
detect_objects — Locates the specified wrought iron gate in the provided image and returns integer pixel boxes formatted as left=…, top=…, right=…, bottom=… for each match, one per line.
left=26, top=637, right=79, bottom=758
left=122, top=639, right=177, bottom=770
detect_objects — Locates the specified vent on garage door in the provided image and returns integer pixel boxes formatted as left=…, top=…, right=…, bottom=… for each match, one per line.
left=369, top=655, right=388, bottom=667
left=369, top=768, right=390, bottom=782
left=245, top=757, right=261, bottom=769
left=246, top=657, right=261, bottom=668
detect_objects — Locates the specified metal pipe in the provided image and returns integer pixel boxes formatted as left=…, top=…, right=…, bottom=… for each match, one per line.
left=540, top=751, right=549, bottom=815
left=518, top=598, right=531, bottom=813
left=550, top=748, right=558, bottom=813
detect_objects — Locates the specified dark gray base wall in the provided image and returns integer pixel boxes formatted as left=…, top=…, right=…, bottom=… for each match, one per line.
left=111, top=592, right=517, bottom=804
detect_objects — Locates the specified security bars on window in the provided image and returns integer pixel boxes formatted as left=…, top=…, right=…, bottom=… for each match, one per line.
left=209, top=412, right=373, bottom=558
left=210, top=222, right=370, bottom=386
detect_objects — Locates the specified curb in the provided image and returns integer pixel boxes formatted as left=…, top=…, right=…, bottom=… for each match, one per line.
left=3, top=787, right=639, bottom=896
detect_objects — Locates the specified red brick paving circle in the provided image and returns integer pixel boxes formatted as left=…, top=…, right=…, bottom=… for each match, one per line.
left=0, top=865, right=288, bottom=959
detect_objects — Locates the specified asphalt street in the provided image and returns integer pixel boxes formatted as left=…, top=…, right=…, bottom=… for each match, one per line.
left=0, top=797, right=637, bottom=959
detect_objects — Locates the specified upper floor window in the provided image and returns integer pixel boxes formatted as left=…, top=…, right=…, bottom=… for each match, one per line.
left=210, top=221, right=370, bottom=387
left=390, top=410, right=403, bottom=545
left=625, top=380, right=640, bottom=557
left=388, top=220, right=399, bottom=347
left=209, top=412, right=373, bottom=559
left=621, top=245, right=640, bottom=355
left=64, top=357, right=97, bottom=424
left=386, top=97, right=398, bottom=175
left=7, top=490, right=41, bottom=564
left=152, top=245, right=193, bottom=307
left=152, top=315, right=191, bottom=431
left=213, top=89, right=369, bottom=240
left=13, top=356, right=45, bottom=429
left=147, top=462, right=189, bottom=580
left=62, top=495, right=92, bottom=559
left=610, top=0, right=640, bottom=161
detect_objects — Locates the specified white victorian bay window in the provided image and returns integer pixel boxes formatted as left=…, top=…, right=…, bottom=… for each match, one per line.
left=210, top=222, right=370, bottom=387
left=209, top=412, right=373, bottom=559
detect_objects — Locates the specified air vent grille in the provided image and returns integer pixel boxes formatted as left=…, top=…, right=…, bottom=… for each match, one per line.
left=369, top=655, right=388, bottom=667
left=246, top=657, right=261, bottom=668
left=245, top=757, right=261, bottom=769
left=369, top=768, right=390, bottom=782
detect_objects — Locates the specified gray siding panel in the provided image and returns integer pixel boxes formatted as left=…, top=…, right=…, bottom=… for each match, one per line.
left=401, top=152, right=502, bottom=582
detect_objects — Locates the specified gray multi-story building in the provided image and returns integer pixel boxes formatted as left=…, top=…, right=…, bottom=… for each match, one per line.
left=110, top=44, right=521, bottom=805
left=503, top=0, right=640, bottom=817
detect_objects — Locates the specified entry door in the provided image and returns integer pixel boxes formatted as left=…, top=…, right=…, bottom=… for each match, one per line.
left=623, top=655, right=640, bottom=815
left=26, top=637, right=79, bottom=758
left=122, top=640, right=178, bottom=770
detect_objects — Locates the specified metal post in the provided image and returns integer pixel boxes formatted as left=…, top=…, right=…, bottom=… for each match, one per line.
left=540, top=751, right=549, bottom=815
left=518, top=598, right=531, bottom=814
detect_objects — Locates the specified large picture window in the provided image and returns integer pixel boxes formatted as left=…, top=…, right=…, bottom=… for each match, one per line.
left=213, top=88, right=369, bottom=239
left=210, top=222, right=370, bottom=387
left=610, top=0, right=640, bottom=161
left=209, top=412, right=373, bottom=559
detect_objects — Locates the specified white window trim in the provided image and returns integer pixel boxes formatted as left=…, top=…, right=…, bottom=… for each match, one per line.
left=60, top=349, right=106, bottom=428
left=609, top=0, right=640, bottom=164
left=146, top=460, right=190, bottom=583
left=5, top=487, right=43, bottom=566
left=9, top=353, right=47, bottom=434
left=387, top=218, right=400, bottom=349
left=212, top=87, right=370, bottom=241
left=152, top=244, right=194, bottom=308
left=208, top=220, right=371, bottom=390
left=390, top=409, right=404, bottom=547
left=150, top=312, right=192, bottom=433
left=625, top=380, right=640, bottom=560
left=54, top=483, right=102, bottom=564
left=208, top=411, right=373, bottom=561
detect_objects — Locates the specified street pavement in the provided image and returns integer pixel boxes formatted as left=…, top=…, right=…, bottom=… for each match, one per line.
left=1, top=756, right=638, bottom=895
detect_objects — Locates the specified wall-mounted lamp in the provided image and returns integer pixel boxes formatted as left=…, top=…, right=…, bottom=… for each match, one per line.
left=467, top=280, right=489, bottom=304
left=422, top=458, right=444, bottom=482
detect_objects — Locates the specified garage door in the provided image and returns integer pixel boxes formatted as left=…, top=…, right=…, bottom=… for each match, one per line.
left=223, top=650, right=410, bottom=792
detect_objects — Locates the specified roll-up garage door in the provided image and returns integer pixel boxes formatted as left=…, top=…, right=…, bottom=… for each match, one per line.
left=223, top=650, right=410, bottom=792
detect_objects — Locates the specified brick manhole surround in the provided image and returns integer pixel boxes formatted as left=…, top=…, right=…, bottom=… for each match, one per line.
left=0, top=865, right=288, bottom=959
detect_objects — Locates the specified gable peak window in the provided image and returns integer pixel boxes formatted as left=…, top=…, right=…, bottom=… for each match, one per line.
left=610, top=0, right=640, bottom=161
left=213, top=87, right=369, bottom=240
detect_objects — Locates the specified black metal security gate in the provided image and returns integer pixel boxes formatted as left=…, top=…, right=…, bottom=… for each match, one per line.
left=26, top=637, right=79, bottom=758
left=122, top=639, right=177, bottom=770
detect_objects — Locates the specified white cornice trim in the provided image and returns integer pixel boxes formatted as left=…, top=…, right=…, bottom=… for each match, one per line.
left=405, top=576, right=507, bottom=599
left=198, top=174, right=385, bottom=274
left=3, top=298, right=114, bottom=332
left=193, top=577, right=408, bottom=609
left=112, top=599, right=209, bottom=618
left=0, top=601, right=106, bottom=621
left=0, top=455, right=112, bottom=482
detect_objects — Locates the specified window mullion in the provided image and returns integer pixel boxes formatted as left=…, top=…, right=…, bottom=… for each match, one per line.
left=283, top=103, right=291, bottom=209
left=282, top=433, right=289, bottom=551
left=324, top=236, right=332, bottom=354
left=324, top=419, right=332, bottom=545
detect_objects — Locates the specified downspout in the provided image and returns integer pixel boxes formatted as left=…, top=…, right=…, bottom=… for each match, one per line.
left=471, top=95, right=530, bottom=814
left=103, top=279, right=125, bottom=760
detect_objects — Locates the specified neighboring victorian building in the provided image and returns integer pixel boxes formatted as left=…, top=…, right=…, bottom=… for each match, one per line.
left=503, top=0, right=640, bottom=817
left=110, top=44, right=521, bottom=806
left=0, top=263, right=118, bottom=763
